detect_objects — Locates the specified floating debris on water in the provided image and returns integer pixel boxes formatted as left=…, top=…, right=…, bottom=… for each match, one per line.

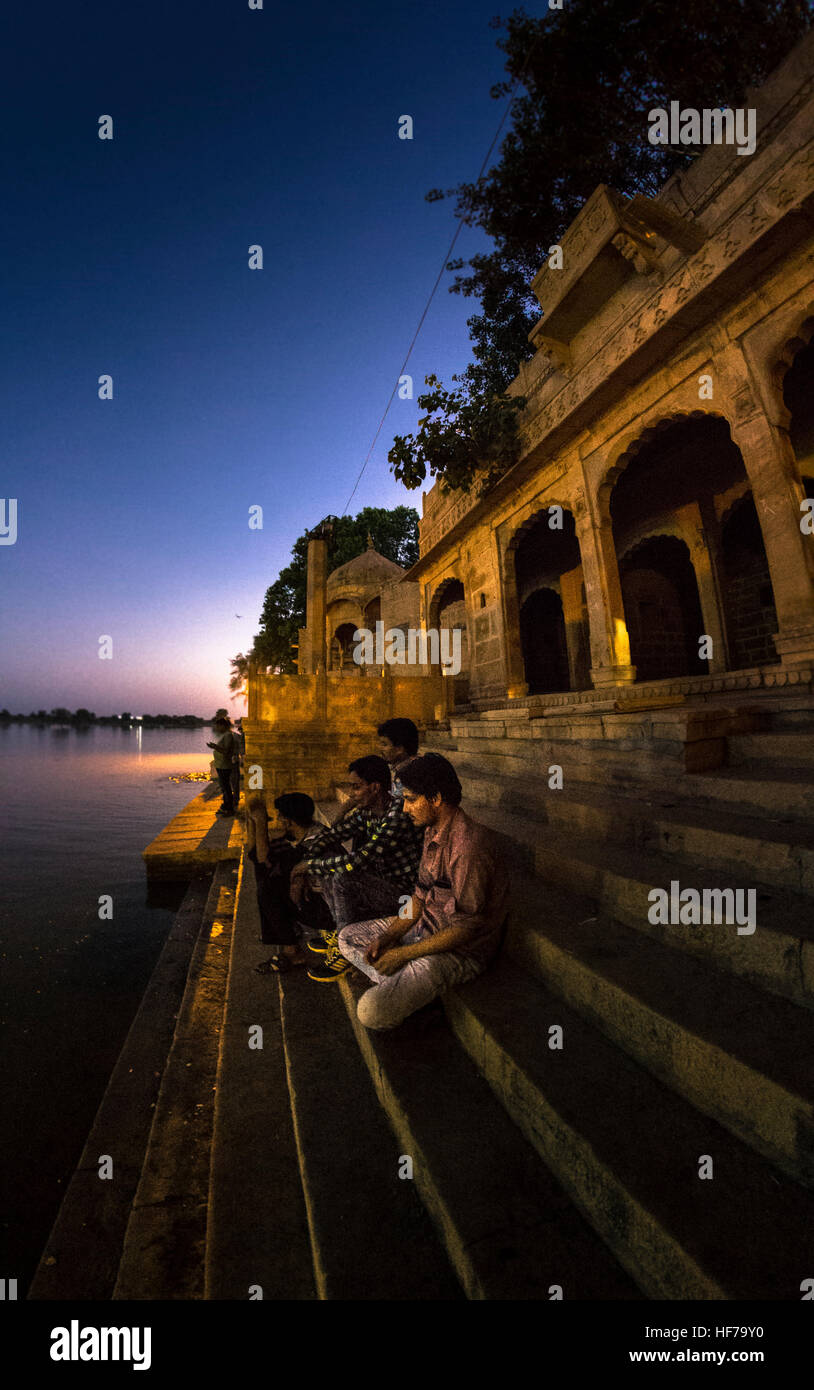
left=167, top=772, right=211, bottom=783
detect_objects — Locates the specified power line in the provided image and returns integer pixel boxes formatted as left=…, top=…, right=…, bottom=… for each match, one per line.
left=341, top=18, right=544, bottom=516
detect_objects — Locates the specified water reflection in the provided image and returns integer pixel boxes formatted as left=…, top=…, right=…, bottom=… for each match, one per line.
left=0, top=722, right=217, bottom=1293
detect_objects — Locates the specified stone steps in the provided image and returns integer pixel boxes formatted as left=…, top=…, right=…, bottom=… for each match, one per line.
left=205, top=850, right=461, bottom=1301
left=205, top=852, right=640, bottom=1300
left=683, top=766, right=814, bottom=819
left=449, top=764, right=814, bottom=895
left=338, top=975, right=641, bottom=1300
left=728, top=731, right=814, bottom=768
left=425, top=707, right=814, bottom=791
left=113, top=862, right=238, bottom=1299
left=429, top=727, right=814, bottom=821
left=454, top=802, right=814, bottom=1009
left=278, top=969, right=463, bottom=1300
left=504, top=876, right=814, bottom=1186
left=443, top=960, right=814, bottom=1299
left=205, top=855, right=316, bottom=1301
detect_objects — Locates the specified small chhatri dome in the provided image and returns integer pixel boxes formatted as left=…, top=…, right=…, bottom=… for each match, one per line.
left=327, top=544, right=405, bottom=588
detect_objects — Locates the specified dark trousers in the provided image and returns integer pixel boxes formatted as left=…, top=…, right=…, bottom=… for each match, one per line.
left=321, top=870, right=406, bottom=930
left=230, top=762, right=240, bottom=806
left=216, top=767, right=235, bottom=814
left=251, top=846, right=333, bottom=946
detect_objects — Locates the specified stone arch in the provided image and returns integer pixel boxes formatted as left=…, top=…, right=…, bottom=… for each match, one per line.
left=506, top=500, right=575, bottom=553
left=768, top=306, right=814, bottom=426
left=597, top=409, right=730, bottom=520
left=781, top=328, right=814, bottom=477
left=428, top=576, right=465, bottom=629
left=619, top=534, right=708, bottom=681
left=331, top=621, right=359, bottom=672
left=510, top=506, right=590, bottom=692
left=428, top=577, right=469, bottom=701
left=519, top=588, right=570, bottom=695
left=604, top=412, right=770, bottom=677
left=364, top=595, right=381, bottom=627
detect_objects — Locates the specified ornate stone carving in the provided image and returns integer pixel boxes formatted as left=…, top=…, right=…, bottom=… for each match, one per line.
left=571, top=486, right=588, bottom=522
left=611, top=231, right=658, bottom=277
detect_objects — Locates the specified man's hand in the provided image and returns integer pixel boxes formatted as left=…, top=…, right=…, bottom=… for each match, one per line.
left=372, top=945, right=407, bottom=976
left=366, top=924, right=398, bottom=963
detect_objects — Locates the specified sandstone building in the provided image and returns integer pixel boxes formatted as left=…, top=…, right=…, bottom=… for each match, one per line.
left=235, top=35, right=814, bottom=1299
left=410, top=39, right=814, bottom=725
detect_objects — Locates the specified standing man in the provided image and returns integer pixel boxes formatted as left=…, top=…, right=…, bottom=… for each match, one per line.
left=337, top=753, right=509, bottom=1029
left=377, top=717, right=419, bottom=808
left=207, top=717, right=237, bottom=818
left=304, top=754, right=423, bottom=982
left=230, top=717, right=246, bottom=811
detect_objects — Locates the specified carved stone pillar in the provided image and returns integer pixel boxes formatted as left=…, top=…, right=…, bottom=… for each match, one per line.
left=499, top=539, right=529, bottom=699
left=729, top=410, right=814, bottom=667
left=559, top=564, right=590, bottom=691
left=675, top=503, right=727, bottom=674
left=575, top=491, right=637, bottom=688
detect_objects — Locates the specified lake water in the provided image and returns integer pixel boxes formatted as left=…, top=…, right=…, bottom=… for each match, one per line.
left=0, top=723, right=214, bottom=1294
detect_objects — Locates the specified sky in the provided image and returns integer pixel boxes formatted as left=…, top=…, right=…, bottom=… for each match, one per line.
left=1, top=0, right=531, bottom=717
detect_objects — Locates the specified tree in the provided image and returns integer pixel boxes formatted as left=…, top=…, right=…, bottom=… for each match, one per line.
left=233, top=505, right=420, bottom=679
left=390, top=0, right=814, bottom=495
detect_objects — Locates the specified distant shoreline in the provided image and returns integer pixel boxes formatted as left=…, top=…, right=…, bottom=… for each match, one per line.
left=0, top=712, right=210, bottom=728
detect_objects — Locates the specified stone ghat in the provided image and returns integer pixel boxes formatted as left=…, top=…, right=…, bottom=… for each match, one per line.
left=142, top=787, right=242, bottom=877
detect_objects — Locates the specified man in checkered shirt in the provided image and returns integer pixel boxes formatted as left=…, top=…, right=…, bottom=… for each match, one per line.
left=304, top=753, right=423, bottom=982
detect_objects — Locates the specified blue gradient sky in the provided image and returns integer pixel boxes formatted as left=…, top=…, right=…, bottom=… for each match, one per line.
left=1, top=0, right=525, bottom=716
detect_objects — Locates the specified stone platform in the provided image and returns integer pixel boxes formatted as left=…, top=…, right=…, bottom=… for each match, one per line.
left=142, top=786, right=242, bottom=877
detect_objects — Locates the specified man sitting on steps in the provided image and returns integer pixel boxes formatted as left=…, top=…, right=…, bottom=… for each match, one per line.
left=377, top=717, right=419, bottom=808
left=304, top=754, right=423, bottom=983
left=246, top=792, right=334, bottom=974
left=337, top=752, right=509, bottom=1029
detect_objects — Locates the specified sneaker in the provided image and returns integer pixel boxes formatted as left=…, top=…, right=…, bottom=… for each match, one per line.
left=307, top=946, right=349, bottom=982
left=307, top=930, right=338, bottom=955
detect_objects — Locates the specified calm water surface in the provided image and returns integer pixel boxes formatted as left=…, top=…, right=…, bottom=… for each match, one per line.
left=0, top=724, right=213, bottom=1292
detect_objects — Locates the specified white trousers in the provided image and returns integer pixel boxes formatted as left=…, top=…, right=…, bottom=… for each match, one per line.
left=337, top=917, right=483, bottom=1030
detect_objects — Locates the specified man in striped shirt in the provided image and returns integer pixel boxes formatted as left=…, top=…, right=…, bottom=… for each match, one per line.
left=305, top=754, right=423, bottom=982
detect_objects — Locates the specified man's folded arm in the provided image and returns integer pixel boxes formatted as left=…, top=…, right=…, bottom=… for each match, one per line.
left=399, top=922, right=478, bottom=960
left=307, top=815, right=407, bottom=877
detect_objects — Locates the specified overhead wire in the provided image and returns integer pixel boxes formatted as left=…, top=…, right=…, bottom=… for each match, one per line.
left=340, top=16, right=545, bottom=516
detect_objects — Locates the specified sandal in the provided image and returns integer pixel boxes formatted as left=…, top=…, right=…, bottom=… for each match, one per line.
left=255, top=954, right=307, bottom=975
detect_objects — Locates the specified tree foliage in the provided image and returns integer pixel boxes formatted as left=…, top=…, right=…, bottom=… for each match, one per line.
left=232, top=505, right=420, bottom=682
left=389, top=373, right=527, bottom=497
left=390, top=0, right=813, bottom=494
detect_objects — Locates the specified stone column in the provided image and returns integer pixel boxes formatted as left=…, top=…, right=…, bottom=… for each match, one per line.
left=675, top=503, right=727, bottom=674
left=247, top=659, right=258, bottom=721
left=559, top=565, right=590, bottom=691
left=498, top=539, right=529, bottom=699
left=575, top=493, right=637, bottom=688
left=730, top=410, right=814, bottom=667
left=304, top=529, right=329, bottom=675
